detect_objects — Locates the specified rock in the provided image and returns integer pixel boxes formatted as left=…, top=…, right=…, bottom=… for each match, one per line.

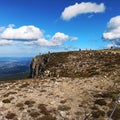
left=59, top=111, right=66, bottom=118
left=30, top=54, right=49, bottom=78
left=0, top=114, right=4, bottom=120
left=0, top=101, right=3, bottom=107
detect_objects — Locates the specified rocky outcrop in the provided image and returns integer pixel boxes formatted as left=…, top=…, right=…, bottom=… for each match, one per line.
left=30, top=54, right=49, bottom=78
left=30, top=50, right=120, bottom=78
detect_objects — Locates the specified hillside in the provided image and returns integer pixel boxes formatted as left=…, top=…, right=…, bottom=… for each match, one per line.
left=0, top=49, right=120, bottom=120
left=30, top=49, right=120, bottom=79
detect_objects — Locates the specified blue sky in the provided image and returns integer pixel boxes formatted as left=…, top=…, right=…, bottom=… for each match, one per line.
left=0, top=0, right=120, bottom=57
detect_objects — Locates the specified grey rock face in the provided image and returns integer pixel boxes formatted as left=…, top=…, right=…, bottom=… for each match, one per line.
left=30, top=54, right=49, bottom=78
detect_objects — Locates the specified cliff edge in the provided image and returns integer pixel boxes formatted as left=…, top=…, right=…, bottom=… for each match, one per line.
left=30, top=50, right=120, bottom=78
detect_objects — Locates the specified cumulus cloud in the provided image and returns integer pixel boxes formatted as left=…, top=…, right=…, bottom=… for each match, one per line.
left=35, top=39, right=53, bottom=46
left=61, top=2, right=105, bottom=20
left=103, top=16, right=120, bottom=47
left=103, top=16, right=120, bottom=40
left=25, top=32, right=78, bottom=46
left=51, top=32, right=69, bottom=45
left=0, top=24, right=78, bottom=47
left=0, top=25, right=43, bottom=40
left=0, top=39, right=13, bottom=45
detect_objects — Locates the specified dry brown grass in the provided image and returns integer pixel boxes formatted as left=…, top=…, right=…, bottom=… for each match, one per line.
left=24, top=100, right=35, bottom=107
left=2, top=97, right=14, bottom=103
left=5, top=112, right=17, bottom=119
left=58, top=105, right=71, bottom=111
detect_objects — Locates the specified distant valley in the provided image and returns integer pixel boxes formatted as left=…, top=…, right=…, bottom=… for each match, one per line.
left=0, top=57, right=33, bottom=80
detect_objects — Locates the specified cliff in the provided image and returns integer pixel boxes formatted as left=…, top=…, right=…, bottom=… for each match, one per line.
left=30, top=50, right=120, bottom=78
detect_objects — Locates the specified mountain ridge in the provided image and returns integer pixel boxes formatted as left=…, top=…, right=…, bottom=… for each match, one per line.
left=30, top=49, right=120, bottom=79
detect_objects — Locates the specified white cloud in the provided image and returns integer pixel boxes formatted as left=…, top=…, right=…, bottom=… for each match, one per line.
left=0, top=25, right=43, bottom=40
left=103, top=16, right=120, bottom=47
left=51, top=32, right=69, bottom=45
left=88, top=14, right=94, bottom=18
left=35, top=39, right=54, bottom=46
left=103, top=16, right=120, bottom=40
left=70, top=37, right=78, bottom=41
left=0, top=39, right=13, bottom=45
left=61, top=2, right=105, bottom=20
left=0, top=24, right=78, bottom=47
left=24, top=32, right=78, bottom=46
left=24, top=41, right=34, bottom=45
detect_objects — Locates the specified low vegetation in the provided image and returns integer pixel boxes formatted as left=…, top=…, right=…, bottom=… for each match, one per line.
left=5, top=112, right=17, bottom=119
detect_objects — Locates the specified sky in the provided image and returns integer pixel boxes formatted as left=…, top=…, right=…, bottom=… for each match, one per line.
left=0, top=0, right=120, bottom=57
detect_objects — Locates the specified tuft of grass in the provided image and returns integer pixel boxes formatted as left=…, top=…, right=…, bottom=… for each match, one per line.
left=60, top=99, right=67, bottom=104
left=91, top=105, right=98, bottom=110
left=37, top=115, right=56, bottom=120
left=92, top=110, right=105, bottom=118
left=94, top=99, right=107, bottom=106
left=40, top=89, right=47, bottom=92
left=5, top=112, right=17, bottom=119
left=30, top=111, right=40, bottom=118
left=2, top=99, right=11, bottom=103
left=16, top=102, right=24, bottom=108
left=75, top=111, right=82, bottom=116
left=19, top=83, right=29, bottom=88
left=24, top=100, right=35, bottom=107
left=38, top=104, right=50, bottom=115
left=2, top=97, right=14, bottom=103
left=94, top=90, right=119, bottom=101
left=3, top=91, right=17, bottom=97
left=58, top=105, right=71, bottom=111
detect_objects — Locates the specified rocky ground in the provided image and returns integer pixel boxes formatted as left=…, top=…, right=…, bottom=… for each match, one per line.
left=0, top=49, right=120, bottom=120
left=0, top=76, right=117, bottom=120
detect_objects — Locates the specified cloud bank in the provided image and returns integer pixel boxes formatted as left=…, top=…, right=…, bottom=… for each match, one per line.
left=25, top=32, right=78, bottom=46
left=0, top=25, right=78, bottom=46
left=61, top=2, right=105, bottom=20
left=0, top=25, right=43, bottom=40
left=103, top=16, right=120, bottom=47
